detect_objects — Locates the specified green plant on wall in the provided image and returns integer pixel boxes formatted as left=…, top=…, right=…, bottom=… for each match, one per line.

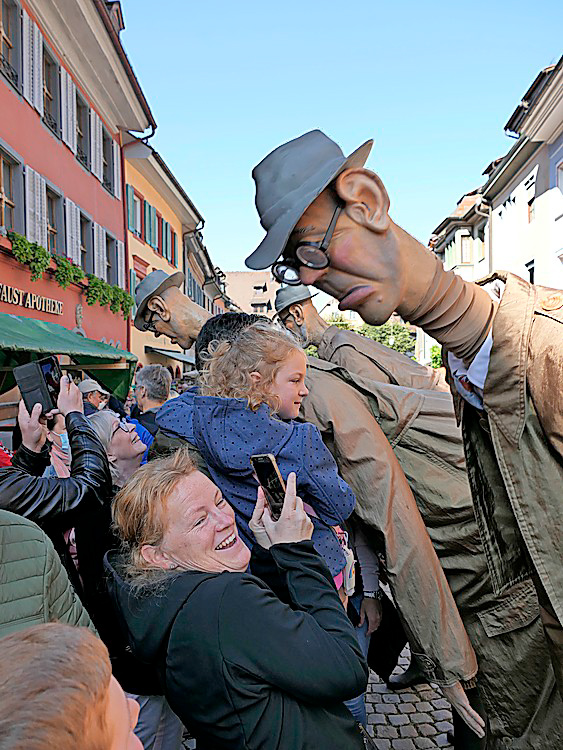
left=7, top=231, right=51, bottom=281
left=86, top=275, right=134, bottom=319
left=53, top=255, right=85, bottom=289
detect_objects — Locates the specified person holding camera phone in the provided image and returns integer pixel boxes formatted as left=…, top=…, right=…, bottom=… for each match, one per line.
left=105, top=450, right=368, bottom=750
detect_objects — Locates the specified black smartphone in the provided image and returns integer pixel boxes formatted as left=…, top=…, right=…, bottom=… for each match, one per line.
left=13, top=356, right=63, bottom=415
left=250, top=453, right=286, bottom=521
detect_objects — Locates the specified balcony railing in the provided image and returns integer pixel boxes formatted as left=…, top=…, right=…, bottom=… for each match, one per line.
left=0, top=53, right=18, bottom=89
left=77, top=145, right=89, bottom=169
left=43, top=111, right=58, bottom=136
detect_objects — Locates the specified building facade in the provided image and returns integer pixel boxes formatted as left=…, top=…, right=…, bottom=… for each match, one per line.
left=419, top=56, right=563, bottom=363
left=224, top=270, right=280, bottom=315
left=0, top=0, right=154, bottom=345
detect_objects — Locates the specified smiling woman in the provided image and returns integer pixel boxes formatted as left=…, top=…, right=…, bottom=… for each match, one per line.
left=105, top=447, right=367, bottom=750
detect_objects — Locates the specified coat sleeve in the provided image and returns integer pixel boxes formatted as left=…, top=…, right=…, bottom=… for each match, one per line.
left=296, top=423, right=356, bottom=525
left=219, top=541, right=368, bottom=703
left=303, top=383, right=477, bottom=686
left=0, top=413, right=112, bottom=526
left=43, top=533, right=95, bottom=630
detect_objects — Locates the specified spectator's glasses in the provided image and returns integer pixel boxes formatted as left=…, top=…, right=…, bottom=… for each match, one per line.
left=112, top=419, right=132, bottom=437
left=272, top=203, right=343, bottom=286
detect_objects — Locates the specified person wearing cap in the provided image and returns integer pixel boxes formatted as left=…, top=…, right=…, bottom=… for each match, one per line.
left=78, top=379, right=110, bottom=416
left=275, top=284, right=446, bottom=391
left=248, top=130, right=563, bottom=702
left=133, top=269, right=210, bottom=350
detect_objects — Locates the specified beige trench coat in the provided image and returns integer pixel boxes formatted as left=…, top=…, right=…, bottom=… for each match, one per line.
left=300, top=356, right=562, bottom=747
left=446, top=272, right=563, bottom=691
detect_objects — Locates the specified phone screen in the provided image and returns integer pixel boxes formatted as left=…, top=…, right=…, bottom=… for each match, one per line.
left=40, top=357, right=62, bottom=406
left=251, top=454, right=286, bottom=521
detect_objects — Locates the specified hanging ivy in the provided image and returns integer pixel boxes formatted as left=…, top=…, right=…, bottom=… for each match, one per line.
left=7, top=231, right=52, bottom=281
left=53, top=255, right=85, bottom=289
left=86, top=275, right=134, bottom=319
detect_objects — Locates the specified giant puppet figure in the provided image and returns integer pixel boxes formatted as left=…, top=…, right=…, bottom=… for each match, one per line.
left=133, top=269, right=561, bottom=748
left=246, top=130, right=563, bottom=699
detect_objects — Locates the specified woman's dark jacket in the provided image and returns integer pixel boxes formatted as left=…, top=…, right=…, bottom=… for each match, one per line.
left=0, top=412, right=153, bottom=693
left=105, top=541, right=368, bottom=750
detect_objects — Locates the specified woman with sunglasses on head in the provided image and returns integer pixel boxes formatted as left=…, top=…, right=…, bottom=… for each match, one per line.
left=0, top=383, right=183, bottom=750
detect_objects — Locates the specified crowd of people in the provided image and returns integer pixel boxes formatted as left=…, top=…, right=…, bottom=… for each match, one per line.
left=0, top=129, right=561, bottom=750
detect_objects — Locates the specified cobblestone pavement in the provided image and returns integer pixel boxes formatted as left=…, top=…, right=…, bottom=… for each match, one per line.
left=365, top=647, right=454, bottom=750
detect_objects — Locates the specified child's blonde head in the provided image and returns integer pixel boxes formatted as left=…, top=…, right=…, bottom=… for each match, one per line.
left=200, top=322, right=303, bottom=413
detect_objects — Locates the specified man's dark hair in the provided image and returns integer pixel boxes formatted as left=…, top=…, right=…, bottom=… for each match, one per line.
left=195, top=312, right=269, bottom=371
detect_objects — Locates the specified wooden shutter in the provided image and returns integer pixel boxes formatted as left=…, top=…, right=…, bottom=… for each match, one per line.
left=172, top=231, right=177, bottom=266
left=89, top=111, right=103, bottom=181
left=25, top=166, right=37, bottom=243
left=26, top=167, right=47, bottom=248
left=125, top=185, right=135, bottom=232
left=112, top=140, right=121, bottom=199
left=64, top=198, right=81, bottom=264
left=144, top=201, right=150, bottom=243
left=22, top=11, right=43, bottom=114
left=61, top=69, right=77, bottom=153
left=151, top=206, right=157, bottom=248
left=93, top=223, right=107, bottom=281
left=130, top=268, right=138, bottom=312
left=116, top=240, right=125, bottom=288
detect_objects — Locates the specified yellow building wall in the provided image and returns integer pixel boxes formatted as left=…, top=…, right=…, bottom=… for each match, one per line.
left=125, top=160, right=185, bottom=374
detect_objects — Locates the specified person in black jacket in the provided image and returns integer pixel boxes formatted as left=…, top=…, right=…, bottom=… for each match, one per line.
left=106, top=445, right=368, bottom=750
left=0, top=378, right=182, bottom=750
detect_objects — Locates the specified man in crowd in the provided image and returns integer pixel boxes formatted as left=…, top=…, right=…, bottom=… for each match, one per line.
left=78, top=378, right=110, bottom=416
left=134, top=364, right=172, bottom=437
left=0, top=623, right=141, bottom=750
left=246, top=130, right=563, bottom=696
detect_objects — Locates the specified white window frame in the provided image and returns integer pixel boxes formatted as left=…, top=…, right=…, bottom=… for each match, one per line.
left=60, top=68, right=77, bottom=153
left=24, top=165, right=47, bottom=248
left=22, top=10, right=43, bottom=115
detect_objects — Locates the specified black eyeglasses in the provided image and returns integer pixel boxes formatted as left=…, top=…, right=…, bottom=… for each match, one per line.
left=272, top=203, right=342, bottom=285
left=142, top=309, right=160, bottom=335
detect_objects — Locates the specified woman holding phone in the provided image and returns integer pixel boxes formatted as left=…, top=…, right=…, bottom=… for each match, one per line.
left=105, top=447, right=368, bottom=750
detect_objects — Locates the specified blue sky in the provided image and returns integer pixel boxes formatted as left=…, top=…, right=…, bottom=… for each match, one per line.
left=121, top=1, right=562, bottom=272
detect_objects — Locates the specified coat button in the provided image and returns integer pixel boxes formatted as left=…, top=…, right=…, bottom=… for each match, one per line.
left=540, top=293, right=563, bottom=311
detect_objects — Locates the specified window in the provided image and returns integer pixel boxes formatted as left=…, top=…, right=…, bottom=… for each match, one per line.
left=105, top=234, right=115, bottom=285
left=0, top=0, right=18, bottom=88
left=0, top=151, right=15, bottom=230
left=80, top=214, right=92, bottom=273
left=558, top=162, right=563, bottom=192
left=528, top=198, right=535, bottom=223
left=156, top=213, right=162, bottom=254
left=133, top=194, right=142, bottom=236
left=76, top=94, right=89, bottom=168
left=42, top=48, right=59, bottom=135
left=460, top=235, right=472, bottom=264
left=253, top=283, right=267, bottom=294
left=46, top=189, right=58, bottom=253
left=102, top=128, right=113, bottom=192
left=525, top=260, right=535, bottom=285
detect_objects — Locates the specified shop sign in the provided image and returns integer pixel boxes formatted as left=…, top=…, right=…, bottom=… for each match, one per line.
left=0, top=283, right=63, bottom=315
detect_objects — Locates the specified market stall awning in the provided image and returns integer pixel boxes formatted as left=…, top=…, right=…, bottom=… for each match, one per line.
left=145, top=346, right=195, bottom=365
left=0, top=313, right=137, bottom=400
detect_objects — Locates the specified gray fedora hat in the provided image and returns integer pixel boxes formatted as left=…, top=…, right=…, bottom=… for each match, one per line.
left=245, top=130, right=372, bottom=270
left=275, top=284, right=316, bottom=314
left=133, top=269, right=184, bottom=331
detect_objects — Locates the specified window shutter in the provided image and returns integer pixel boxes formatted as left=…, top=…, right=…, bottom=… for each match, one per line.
left=112, top=140, right=121, bottom=199
left=116, top=240, right=125, bottom=288
left=64, top=198, right=81, bottom=264
left=151, top=206, right=157, bottom=248
left=36, top=174, right=47, bottom=250
left=126, top=185, right=135, bottom=231
left=25, top=166, right=37, bottom=243
left=161, top=220, right=168, bottom=259
left=61, top=70, right=77, bottom=153
left=167, top=223, right=172, bottom=261
left=144, top=201, right=150, bottom=243
left=89, top=110, right=96, bottom=177
left=172, top=232, right=177, bottom=266
left=89, top=111, right=103, bottom=180
left=93, top=223, right=107, bottom=281
left=33, top=24, right=43, bottom=116
left=22, top=11, right=33, bottom=105
left=73, top=203, right=81, bottom=265
left=130, top=268, right=138, bottom=311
